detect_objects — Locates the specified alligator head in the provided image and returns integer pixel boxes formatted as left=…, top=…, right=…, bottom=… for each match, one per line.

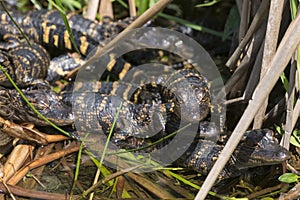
left=234, top=129, right=290, bottom=169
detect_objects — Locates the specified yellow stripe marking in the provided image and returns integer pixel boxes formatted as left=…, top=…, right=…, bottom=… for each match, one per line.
left=1, top=14, right=7, bottom=23
left=23, top=16, right=30, bottom=25
left=64, top=31, right=72, bottom=50
left=119, top=63, right=131, bottom=80
left=79, top=36, right=88, bottom=55
left=110, top=82, right=118, bottom=96
left=123, top=84, right=132, bottom=100
left=53, top=35, right=59, bottom=47
left=107, top=54, right=116, bottom=71
left=41, top=22, right=56, bottom=44
left=89, top=23, right=97, bottom=37
left=98, top=96, right=108, bottom=112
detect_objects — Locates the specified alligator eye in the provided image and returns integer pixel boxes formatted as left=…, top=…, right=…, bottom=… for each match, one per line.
left=0, top=54, right=9, bottom=64
left=276, top=150, right=290, bottom=160
left=194, top=88, right=202, bottom=97
left=265, top=130, right=274, bottom=139
left=195, top=88, right=208, bottom=102
left=0, top=55, right=5, bottom=63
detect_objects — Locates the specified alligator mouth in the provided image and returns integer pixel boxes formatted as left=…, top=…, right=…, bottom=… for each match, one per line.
left=234, top=139, right=290, bottom=169
left=235, top=149, right=290, bottom=169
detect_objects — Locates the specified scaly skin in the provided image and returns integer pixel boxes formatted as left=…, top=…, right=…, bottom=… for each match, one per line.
left=0, top=10, right=290, bottom=179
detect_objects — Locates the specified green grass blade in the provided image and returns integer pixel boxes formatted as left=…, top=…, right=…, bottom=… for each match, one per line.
left=290, top=0, right=298, bottom=20
left=195, top=0, right=221, bottom=7
left=69, top=142, right=83, bottom=199
left=280, top=72, right=289, bottom=92
left=48, top=0, right=81, bottom=55
left=98, top=102, right=123, bottom=170
left=84, top=149, right=115, bottom=186
left=165, top=170, right=227, bottom=199
left=115, top=0, right=129, bottom=9
left=80, top=103, right=124, bottom=199
left=137, top=0, right=150, bottom=15
left=30, top=0, right=43, bottom=10
left=110, top=122, right=191, bottom=155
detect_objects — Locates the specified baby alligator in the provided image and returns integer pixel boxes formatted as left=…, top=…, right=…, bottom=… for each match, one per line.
left=0, top=85, right=291, bottom=178
left=0, top=85, right=290, bottom=180
left=0, top=9, right=290, bottom=179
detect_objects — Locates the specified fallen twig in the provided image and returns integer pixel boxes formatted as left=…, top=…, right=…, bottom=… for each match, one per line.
left=0, top=182, right=80, bottom=200
left=8, top=142, right=80, bottom=185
